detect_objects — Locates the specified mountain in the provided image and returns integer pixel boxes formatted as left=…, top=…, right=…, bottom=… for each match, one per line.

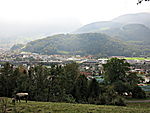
left=11, top=12, right=150, bottom=56
left=75, top=21, right=122, bottom=33
left=101, top=24, right=150, bottom=42
left=11, top=44, right=24, bottom=51
left=19, top=33, right=136, bottom=56
left=75, top=13, right=150, bottom=42
left=75, top=13, right=150, bottom=34
left=112, top=13, right=150, bottom=28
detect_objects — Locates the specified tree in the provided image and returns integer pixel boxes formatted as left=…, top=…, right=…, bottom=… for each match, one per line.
left=103, top=58, right=130, bottom=84
left=30, top=65, right=49, bottom=101
left=103, top=58, right=145, bottom=98
left=15, top=65, right=50, bottom=101
left=88, top=78, right=100, bottom=99
left=72, top=75, right=88, bottom=103
left=0, top=62, right=14, bottom=97
left=132, top=86, right=146, bottom=98
left=112, top=81, right=128, bottom=95
left=63, top=63, right=80, bottom=94
left=137, top=0, right=150, bottom=5
left=47, top=63, right=79, bottom=102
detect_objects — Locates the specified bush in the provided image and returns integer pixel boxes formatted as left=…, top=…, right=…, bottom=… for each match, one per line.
left=95, top=93, right=126, bottom=106
left=64, top=94, right=76, bottom=103
left=112, top=96, right=126, bottom=106
left=88, top=97, right=96, bottom=104
left=97, top=94, right=107, bottom=105
left=132, top=86, right=146, bottom=99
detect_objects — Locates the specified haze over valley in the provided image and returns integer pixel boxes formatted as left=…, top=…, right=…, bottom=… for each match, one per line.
left=0, top=19, right=81, bottom=49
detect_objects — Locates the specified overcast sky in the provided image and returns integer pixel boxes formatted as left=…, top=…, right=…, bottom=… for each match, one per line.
left=0, top=0, right=149, bottom=25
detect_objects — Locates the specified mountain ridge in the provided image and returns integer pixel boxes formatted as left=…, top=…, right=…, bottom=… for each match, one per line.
left=75, top=12, right=150, bottom=42
left=12, top=33, right=143, bottom=56
left=11, top=12, right=150, bottom=56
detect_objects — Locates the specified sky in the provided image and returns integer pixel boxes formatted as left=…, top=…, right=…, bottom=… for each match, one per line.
left=0, top=0, right=150, bottom=25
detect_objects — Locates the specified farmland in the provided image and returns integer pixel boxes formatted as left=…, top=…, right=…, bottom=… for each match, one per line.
left=124, top=57, right=150, bottom=60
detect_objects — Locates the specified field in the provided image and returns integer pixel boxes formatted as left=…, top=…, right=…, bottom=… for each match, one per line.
left=1, top=98, right=150, bottom=113
left=124, top=57, right=150, bottom=60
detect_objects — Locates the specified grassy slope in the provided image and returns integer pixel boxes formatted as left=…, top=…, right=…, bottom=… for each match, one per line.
left=1, top=99, right=150, bottom=113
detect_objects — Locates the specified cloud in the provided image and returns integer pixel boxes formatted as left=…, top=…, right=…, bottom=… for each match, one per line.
left=0, top=0, right=149, bottom=25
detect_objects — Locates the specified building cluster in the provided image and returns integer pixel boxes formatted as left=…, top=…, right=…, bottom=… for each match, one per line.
left=0, top=51, right=150, bottom=86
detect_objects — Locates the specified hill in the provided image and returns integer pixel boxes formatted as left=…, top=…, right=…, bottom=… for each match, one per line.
left=20, top=33, right=136, bottom=56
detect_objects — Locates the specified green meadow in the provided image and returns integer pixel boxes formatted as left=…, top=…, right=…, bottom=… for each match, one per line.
left=124, top=57, right=150, bottom=60
left=1, top=98, right=150, bottom=113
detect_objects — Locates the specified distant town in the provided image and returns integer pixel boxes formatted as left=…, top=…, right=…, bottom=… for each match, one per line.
left=1, top=50, right=150, bottom=91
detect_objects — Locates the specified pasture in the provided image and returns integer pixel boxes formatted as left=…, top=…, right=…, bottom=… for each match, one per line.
left=1, top=98, right=150, bottom=113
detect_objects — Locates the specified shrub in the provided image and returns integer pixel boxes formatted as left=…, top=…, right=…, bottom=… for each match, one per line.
left=132, top=86, right=146, bottom=99
left=64, top=94, right=76, bottom=103
left=112, top=96, right=126, bottom=106
left=88, top=97, right=96, bottom=104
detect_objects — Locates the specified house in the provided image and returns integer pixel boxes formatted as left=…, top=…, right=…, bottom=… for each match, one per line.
left=143, top=75, right=150, bottom=83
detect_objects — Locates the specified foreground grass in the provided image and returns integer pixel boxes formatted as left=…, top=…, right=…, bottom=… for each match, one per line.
left=1, top=99, right=150, bottom=113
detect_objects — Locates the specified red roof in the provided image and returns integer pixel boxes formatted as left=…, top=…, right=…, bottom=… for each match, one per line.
left=80, top=72, right=92, bottom=75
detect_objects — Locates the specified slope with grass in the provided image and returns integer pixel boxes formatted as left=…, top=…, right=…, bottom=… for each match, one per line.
left=1, top=98, right=150, bottom=113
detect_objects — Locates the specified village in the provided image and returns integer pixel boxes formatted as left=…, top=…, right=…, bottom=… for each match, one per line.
left=0, top=50, right=150, bottom=90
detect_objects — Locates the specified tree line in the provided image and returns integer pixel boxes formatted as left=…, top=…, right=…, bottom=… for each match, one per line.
left=0, top=58, right=146, bottom=106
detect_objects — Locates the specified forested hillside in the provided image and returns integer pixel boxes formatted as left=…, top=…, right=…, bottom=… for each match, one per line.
left=19, top=33, right=138, bottom=56
left=11, top=13, right=150, bottom=56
